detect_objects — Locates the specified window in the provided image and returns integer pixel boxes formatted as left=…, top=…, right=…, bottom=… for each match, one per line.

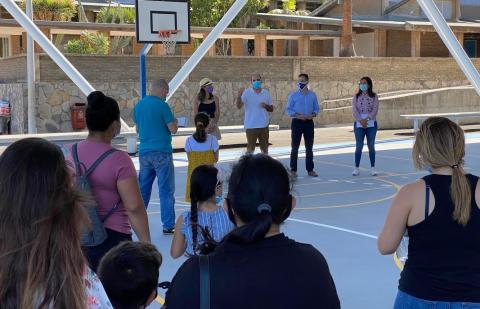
left=465, top=39, right=478, bottom=58
left=0, top=37, right=10, bottom=58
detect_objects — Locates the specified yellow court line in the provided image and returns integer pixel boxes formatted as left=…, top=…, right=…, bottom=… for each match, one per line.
left=294, top=175, right=402, bottom=210
left=156, top=295, right=165, bottom=305
left=377, top=154, right=412, bottom=161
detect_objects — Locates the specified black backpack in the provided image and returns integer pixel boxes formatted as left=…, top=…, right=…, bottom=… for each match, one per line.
left=72, top=143, right=120, bottom=247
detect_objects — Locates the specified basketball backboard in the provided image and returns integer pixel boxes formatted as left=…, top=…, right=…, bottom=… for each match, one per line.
left=135, top=0, right=190, bottom=44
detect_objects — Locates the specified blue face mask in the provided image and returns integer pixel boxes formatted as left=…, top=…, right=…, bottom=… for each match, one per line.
left=252, top=81, right=262, bottom=90
left=360, top=84, right=369, bottom=92
left=298, top=82, right=307, bottom=90
left=215, top=196, right=223, bottom=205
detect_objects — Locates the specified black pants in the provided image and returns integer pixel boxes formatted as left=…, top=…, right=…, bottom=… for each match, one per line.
left=83, top=228, right=132, bottom=273
left=290, top=119, right=315, bottom=172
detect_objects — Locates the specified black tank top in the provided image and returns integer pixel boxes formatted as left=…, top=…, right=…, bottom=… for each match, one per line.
left=399, top=174, right=480, bottom=302
left=198, top=101, right=216, bottom=118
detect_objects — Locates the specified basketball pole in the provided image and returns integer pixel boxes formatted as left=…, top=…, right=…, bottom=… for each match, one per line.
left=140, top=44, right=153, bottom=98
left=26, top=0, right=36, bottom=133
left=166, top=0, right=248, bottom=101
left=417, top=0, right=480, bottom=96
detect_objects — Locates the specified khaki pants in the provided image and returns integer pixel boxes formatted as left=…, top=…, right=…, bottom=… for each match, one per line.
left=246, top=127, right=269, bottom=154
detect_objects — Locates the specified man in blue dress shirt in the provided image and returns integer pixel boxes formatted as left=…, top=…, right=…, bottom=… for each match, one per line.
left=286, top=73, right=320, bottom=178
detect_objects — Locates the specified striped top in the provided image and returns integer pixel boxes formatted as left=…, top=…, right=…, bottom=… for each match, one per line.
left=181, top=207, right=235, bottom=256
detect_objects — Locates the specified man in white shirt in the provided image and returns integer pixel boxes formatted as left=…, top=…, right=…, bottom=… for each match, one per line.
left=235, top=74, right=274, bottom=154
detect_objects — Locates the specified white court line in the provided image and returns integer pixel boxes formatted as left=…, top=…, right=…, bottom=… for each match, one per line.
left=287, top=218, right=378, bottom=240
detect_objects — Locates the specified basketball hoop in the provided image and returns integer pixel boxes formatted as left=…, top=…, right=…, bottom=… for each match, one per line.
left=158, top=30, right=181, bottom=55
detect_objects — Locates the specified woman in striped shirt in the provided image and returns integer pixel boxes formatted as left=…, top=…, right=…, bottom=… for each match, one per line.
left=170, top=165, right=234, bottom=258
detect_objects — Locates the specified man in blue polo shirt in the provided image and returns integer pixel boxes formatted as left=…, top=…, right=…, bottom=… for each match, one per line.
left=134, top=80, right=178, bottom=234
left=286, top=73, right=320, bottom=178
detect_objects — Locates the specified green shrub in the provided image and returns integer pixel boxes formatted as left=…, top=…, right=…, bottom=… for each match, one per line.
left=65, top=31, right=109, bottom=55
left=96, top=6, right=135, bottom=24
left=21, top=0, right=76, bottom=21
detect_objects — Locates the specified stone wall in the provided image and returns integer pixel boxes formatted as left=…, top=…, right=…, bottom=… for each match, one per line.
left=0, top=83, right=26, bottom=134
left=1, top=55, right=479, bottom=132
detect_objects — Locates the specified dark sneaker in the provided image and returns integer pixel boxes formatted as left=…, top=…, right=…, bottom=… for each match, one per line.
left=163, top=228, right=175, bottom=235
left=291, top=170, right=298, bottom=179
left=308, top=171, right=319, bottom=177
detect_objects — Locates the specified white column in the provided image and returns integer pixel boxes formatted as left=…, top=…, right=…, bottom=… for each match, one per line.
left=26, top=0, right=36, bottom=133
left=333, top=38, right=340, bottom=57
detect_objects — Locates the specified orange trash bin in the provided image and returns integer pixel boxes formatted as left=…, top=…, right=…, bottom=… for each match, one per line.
left=70, top=103, right=86, bottom=130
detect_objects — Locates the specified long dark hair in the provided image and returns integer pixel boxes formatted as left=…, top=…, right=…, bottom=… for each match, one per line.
left=190, top=165, right=218, bottom=255
left=193, top=112, right=210, bottom=143
left=86, top=91, right=120, bottom=132
left=198, top=87, right=213, bottom=102
left=226, top=154, right=293, bottom=244
left=356, top=76, right=376, bottom=99
left=0, top=138, right=89, bottom=308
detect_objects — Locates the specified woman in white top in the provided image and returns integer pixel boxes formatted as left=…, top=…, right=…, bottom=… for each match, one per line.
left=184, top=112, right=219, bottom=202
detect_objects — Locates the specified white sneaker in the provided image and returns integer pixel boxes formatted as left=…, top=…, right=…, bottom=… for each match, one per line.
left=371, top=167, right=377, bottom=176
left=352, top=167, right=360, bottom=176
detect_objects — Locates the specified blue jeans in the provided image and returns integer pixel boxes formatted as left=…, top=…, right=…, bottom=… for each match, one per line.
left=138, top=151, right=175, bottom=230
left=394, top=291, right=480, bottom=309
left=354, top=121, right=377, bottom=168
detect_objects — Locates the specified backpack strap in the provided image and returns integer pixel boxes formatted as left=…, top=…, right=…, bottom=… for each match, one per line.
left=84, top=148, right=118, bottom=178
left=425, top=185, right=431, bottom=219
left=102, top=202, right=120, bottom=223
left=74, top=144, right=120, bottom=222
left=72, top=143, right=85, bottom=176
left=199, top=255, right=211, bottom=309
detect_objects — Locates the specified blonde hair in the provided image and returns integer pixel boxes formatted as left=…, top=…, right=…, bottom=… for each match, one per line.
left=412, top=117, right=471, bottom=226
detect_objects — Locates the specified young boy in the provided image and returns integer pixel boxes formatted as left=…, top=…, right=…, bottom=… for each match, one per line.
left=98, top=241, right=162, bottom=309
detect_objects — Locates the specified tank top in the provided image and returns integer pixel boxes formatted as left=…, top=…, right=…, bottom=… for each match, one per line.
left=399, top=174, right=480, bottom=302
left=198, top=100, right=216, bottom=118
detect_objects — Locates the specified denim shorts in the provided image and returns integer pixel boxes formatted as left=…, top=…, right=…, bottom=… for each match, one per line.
left=394, top=291, right=480, bottom=309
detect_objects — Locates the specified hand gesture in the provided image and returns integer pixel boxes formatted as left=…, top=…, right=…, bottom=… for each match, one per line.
left=238, top=87, right=245, bottom=97
left=360, top=119, right=368, bottom=128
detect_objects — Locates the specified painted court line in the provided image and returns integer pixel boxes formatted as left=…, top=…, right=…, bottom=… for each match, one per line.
left=288, top=218, right=378, bottom=240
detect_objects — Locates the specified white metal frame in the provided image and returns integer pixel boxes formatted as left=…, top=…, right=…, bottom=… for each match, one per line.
left=417, top=0, right=480, bottom=96
left=0, top=0, right=132, bottom=131
left=167, top=0, right=248, bottom=101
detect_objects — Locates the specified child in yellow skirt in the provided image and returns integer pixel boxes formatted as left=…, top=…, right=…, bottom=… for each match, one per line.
left=185, top=112, right=219, bottom=202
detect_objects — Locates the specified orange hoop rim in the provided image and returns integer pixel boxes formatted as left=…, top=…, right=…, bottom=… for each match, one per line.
left=158, top=29, right=181, bottom=38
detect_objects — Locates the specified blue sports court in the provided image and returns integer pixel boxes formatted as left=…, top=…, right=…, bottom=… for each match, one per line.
left=137, top=132, right=480, bottom=308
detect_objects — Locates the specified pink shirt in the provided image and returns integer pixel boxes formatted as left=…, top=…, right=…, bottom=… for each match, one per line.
left=352, top=93, right=379, bottom=121
left=67, top=140, right=137, bottom=234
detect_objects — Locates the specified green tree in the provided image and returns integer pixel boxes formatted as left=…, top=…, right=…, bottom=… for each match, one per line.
left=282, top=0, right=296, bottom=12
left=65, top=31, right=109, bottom=55
left=190, top=0, right=269, bottom=28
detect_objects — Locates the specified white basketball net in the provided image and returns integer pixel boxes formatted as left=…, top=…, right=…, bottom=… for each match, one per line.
left=158, top=30, right=181, bottom=55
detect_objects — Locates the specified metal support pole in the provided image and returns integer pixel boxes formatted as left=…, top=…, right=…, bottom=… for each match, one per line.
left=139, top=43, right=153, bottom=99
left=26, top=0, right=36, bottom=133
left=0, top=0, right=132, bottom=131
left=417, top=0, right=480, bottom=96
left=167, top=0, right=248, bottom=101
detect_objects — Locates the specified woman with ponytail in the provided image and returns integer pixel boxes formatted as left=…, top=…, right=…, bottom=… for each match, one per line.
left=379, top=117, right=480, bottom=307
left=171, top=165, right=234, bottom=258
left=166, top=154, right=340, bottom=309
left=184, top=112, right=220, bottom=202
